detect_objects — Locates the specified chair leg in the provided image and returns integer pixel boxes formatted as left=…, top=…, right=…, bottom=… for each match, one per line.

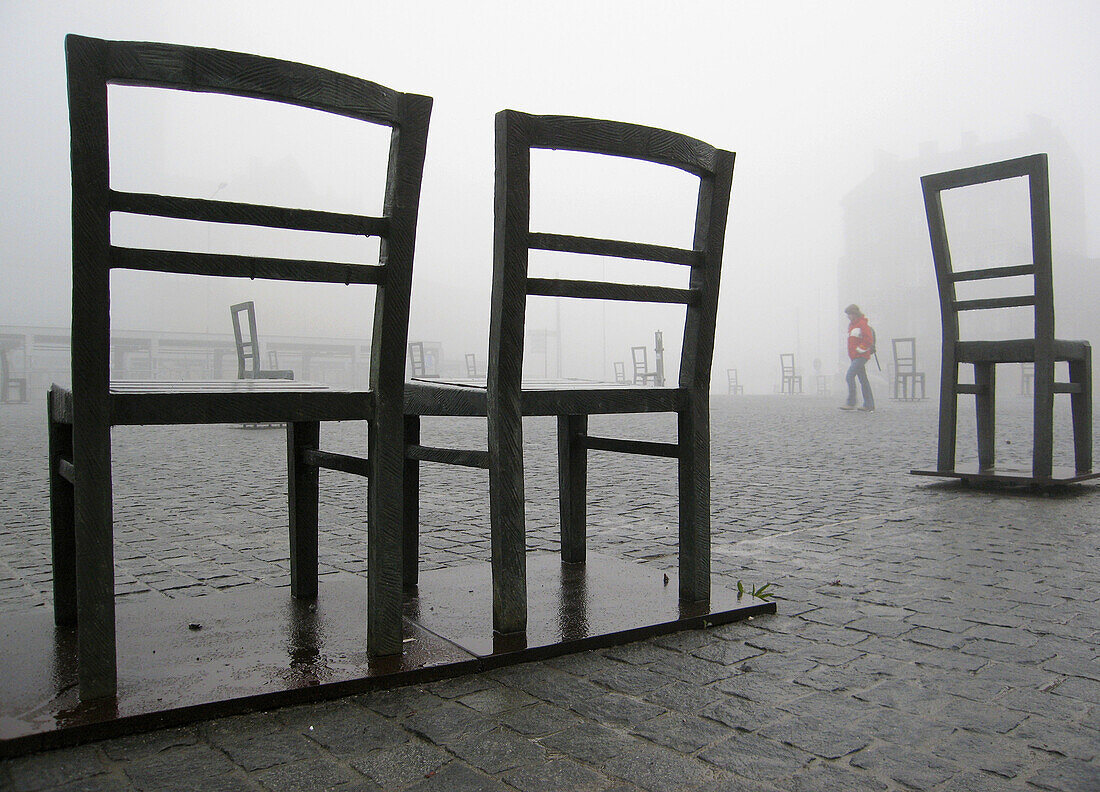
left=48, top=390, right=76, bottom=626
left=402, top=415, right=420, bottom=589
left=1069, top=354, right=1092, bottom=474
left=73, top=407, right=117, bottom=700
left=488, top=404, right=527, bottom=636
left=367, top=410, right=406, bottom=656
left=287, top=421, right=319, bottom=598
left=678, top=403, right=710, bottom=603
left=1032, top=361, right=1055, bottom=480
left=937, top=355, right=959, bottom=471
left=974, top=363, right=996, bottom=471
left=557, top=414, right=587, bottom=564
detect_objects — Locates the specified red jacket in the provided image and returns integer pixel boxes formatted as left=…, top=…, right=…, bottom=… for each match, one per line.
left=847, top=315, right=874, bottom=360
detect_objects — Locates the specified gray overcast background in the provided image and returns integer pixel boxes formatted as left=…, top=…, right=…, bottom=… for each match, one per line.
left=2, top=1, right=1099, bottom=391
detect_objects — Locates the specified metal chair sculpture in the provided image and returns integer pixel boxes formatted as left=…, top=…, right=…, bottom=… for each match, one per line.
left=891, top=337, right=926, bottom=400
left=613, top=361, right=627, bottom=383
left=1, top=337, right=28, bottom=403
left=1020, top=361, right=1034, bottom=396
left=231, top=301, right=294, bottom=380
left=631, top=344, right=660, bottom=385
left=913, top=153, right=1094, bottom=484
left=726, top=368, right=744, bottom=395
left=465, top=352, right=478, bottom=378
left=779, top=353, right=802, bottom=394
left=49, top=35, right=431, bottom=699
left=403, top=110, right=734, bottom=636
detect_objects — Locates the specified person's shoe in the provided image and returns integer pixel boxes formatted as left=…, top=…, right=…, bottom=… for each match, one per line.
left=839, top=405, right=857, bottom=411
left=858, top=406, right=875, bottom=412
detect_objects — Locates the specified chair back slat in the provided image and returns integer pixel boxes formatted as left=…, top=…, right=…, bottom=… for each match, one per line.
left=955, top=295, right=1036, bottom=312
left=110, top=191, right=388, bottom=237
left=526, top=278, right=695, bottom=305
left=110, top=247, right=386, bottom=285
left=528, top=232, right=702, bottom=267
left=951, top=264, right=1034, bottom=283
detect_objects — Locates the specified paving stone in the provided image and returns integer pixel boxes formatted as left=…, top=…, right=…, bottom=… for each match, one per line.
left=1026, top=756, right=1100, bottom=792
left=449, top=726, right=545, bottom=774
left=500, top=758, right=610, bottom=792
left=539, top=723, right=637, bottom=766
left=629, top=711, right=730, bottom=753
left=120, top=743, right=246, bottom=792
left=280, top=703, right=408, bottom=755
left=785, top=761, right=890, bottom=791
left=758, top=713, right=871, bottom=759
left=497, top=702, right=582, bottom=737
left=399, top=761, right=509, bottom=792
left=570, top=691, right=667, bottom=728
left=205, top=714, right=318, bottom=771
left=848, top=744, right=957, bottom=790
left=600, top=740, right=717, bottom=792
left=456, top=684, right=539, bottom=714
left=698, top=731, right=813, bottom=782
left=5, top=745, right=106, bottom=791
left=251, top=758, right=370, bottom=792
left=349, top=739, right=452, bottom=789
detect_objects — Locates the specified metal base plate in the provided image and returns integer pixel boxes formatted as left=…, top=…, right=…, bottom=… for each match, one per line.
left=911, top=464, right=1100, bottom=485
left=0, top=552, right=773, bottom=755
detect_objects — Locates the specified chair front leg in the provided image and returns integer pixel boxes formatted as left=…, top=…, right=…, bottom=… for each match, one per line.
left=403, top=415, right=420, bottom=589
left=287, top=421, right=320, bottom=598
left=937, top=352, right=959, bottom=471
left=557, top=414, right=587, bottom=564
left=488, top=408, right=527, bottom=636
left=974, top=363, right=996, bottom=471
left=49, top=390, right=77, bottom=626
left=678, top=404, right=710, bottom=603
left=1032, top=360, right=1055, bottom=480
left=1069, top=352, right=1093, bottom=474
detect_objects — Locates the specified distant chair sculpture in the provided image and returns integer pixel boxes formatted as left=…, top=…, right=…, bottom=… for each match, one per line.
left=1020, top=362, right=1034, bottom=396
left=779, top=353, right=802, bottom=394
left=1, top=337, right=28, bottom=404
left=613, top=361, right=627, bottom=384
left=408, top=341, right=439, bottom=378
left=912, top=153, right=1094, bottom=484
left=813, top=358, right=829, bottom=395
left=726, top=368, right=744, bottom=395
left=231, top=301, right=294, bottom=380
left=631, top=344, right=660, bottom=385
left=465, top=352, right=478, bottom=378
left=891, top=337, right=926, bottom=401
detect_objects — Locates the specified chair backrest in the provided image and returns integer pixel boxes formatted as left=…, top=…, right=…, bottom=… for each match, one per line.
left=780, top=353, right=796, bottom=377
left=66, top=35, right=431, bottom=412
left=921, top=153, right=1054, bottom=350
left=488, top=109, right=734, bottom=402
left=408, top=342, right=426, bottom=377
left=631, top=345, right=649, bottom=382
left=230, top=301, right=261, bottom=379
left=891, top=337, right=917, bottom=374
left=727, top=368, right=738, bottom=387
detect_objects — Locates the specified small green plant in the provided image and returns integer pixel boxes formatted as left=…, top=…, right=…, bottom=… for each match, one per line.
left=737, top=580, right=776, bottom=601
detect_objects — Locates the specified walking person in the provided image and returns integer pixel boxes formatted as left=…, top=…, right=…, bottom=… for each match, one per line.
left=840, top=304, right=875, bottom=412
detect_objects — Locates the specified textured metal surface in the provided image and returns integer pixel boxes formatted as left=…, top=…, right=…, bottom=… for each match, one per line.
left=920, top=153, right=1093, bottom=481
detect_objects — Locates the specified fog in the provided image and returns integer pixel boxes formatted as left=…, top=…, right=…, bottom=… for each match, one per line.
left=3, top=1, right=1099, bottom=392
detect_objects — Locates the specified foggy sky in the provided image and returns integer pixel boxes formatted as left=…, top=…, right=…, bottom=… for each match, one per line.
left=2, top=1, right=1099, bottom=391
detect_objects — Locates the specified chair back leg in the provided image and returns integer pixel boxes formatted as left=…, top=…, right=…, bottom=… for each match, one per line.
left=287, top=421, right=320, bottom=598
left=677, top=404, right=710, bottom=602
left=49, top=389, right=77, bottom=627
left=974, top=363, right=996, bottom=471
left=1032, top=361, right=1056, bottom=479
left=1069, top=356, right=1093, bottom=474
left=557, top=415, right=587, bottom=564
left=403, top=415, right=421, bottom=589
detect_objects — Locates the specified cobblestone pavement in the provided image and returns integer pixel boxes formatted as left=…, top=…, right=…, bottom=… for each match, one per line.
left=1, top=395, right=1098, bottom=791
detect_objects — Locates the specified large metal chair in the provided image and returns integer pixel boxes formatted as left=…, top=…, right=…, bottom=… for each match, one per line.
left=403, top=110, right=734, bottom=636
left=49, top=35, right=431, bottom=699
left=914, top=153, right=1094, bottom=484
left=727, top=368, right=744, bottom=395
left=779, top=353, right=802, bottom=394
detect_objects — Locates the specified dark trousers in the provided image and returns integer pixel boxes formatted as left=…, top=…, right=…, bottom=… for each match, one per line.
left=845, top=356, right=874, bottom=408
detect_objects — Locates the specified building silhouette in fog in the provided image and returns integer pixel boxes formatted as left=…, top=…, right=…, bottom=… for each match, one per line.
left=837, top=116, right=1095, bottom=395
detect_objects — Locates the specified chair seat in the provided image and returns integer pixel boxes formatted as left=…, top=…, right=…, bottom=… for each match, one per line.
left=956, top=338, right=1090, bottom=363
left=51, top=380, right=372, bottom=425
left=404, top=378, right=684, bottom=417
